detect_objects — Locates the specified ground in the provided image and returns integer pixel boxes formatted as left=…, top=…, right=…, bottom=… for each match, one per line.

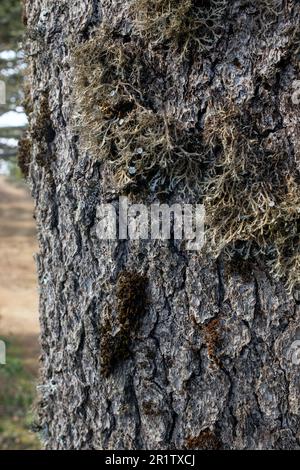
left=0, top=175, right=40, bottom=449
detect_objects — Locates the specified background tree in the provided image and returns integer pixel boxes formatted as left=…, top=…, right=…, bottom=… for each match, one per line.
left=24, top=0, right=300, bottom=450
left=0, top=0, right=25, bottom=166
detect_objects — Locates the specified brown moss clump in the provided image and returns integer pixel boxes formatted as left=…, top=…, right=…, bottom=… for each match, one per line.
left=204, top=102, right=300, bottom=294
left=185, top=429, right=222, bottom=450
left=30, top=93, right=56, bottom=170
left=100, top=317, right=130, bottom=378
left=32, top=94, right=55, bottom=144
left=204, top=318, right=221, bottom=366
left=18, top=134, right=32, bottom=178
left=100, top=271, right=148, bottom=377
left=72, top=25, right=212, bottom=197
left=131, top=0, right=228, bottom=56
left=116, top=271, right=148, bottom=328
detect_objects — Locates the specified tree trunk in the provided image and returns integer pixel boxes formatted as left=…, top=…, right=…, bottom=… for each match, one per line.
left=24, top=0, right=300, bottom=450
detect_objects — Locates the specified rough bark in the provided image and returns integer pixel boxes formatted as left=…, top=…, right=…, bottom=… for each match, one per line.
left=24, top=0, right=300, bottom=450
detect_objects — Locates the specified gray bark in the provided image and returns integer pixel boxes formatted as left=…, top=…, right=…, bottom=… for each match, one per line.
left=24, top=0, right=300, bottom=450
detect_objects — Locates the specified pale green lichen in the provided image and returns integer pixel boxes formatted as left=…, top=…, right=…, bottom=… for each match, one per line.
left=203, top=102, right=300, bottom=293
left=72, top=25, right=211, bottom=197
left=131, top=0, right=228, bottom=56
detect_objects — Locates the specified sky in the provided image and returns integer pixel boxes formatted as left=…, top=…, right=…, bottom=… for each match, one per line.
left=0, top=49, right=27, bottom=131
left=0, top=137, right=18, bottom=146
left=0, top=50, right=17, bottom=60
left=0, top=110, right=27, bottom=128
left=0, top=4, right=27, bottom=171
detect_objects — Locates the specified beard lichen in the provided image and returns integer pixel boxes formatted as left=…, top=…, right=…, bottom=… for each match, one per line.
left=130, top=0, right=228, bottom=56
left=72, top=8, right=299, bottom=295
left=72, top=25, right=211, bottom=198
left=203, top=102, right=300, bottom=293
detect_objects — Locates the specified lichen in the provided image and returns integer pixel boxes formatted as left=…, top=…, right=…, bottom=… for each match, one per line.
left=131, top=0, right=228, bottom=56
left=204, top=102, right=300, bottom=294
left=72, top=8, right=299, bottom=296
left=72, top=26, right=211, bottom=197
left=246, top=0, right=284, bottom=30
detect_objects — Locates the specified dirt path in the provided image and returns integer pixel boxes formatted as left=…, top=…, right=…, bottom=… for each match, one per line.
left=0, top=176, right=41, bottom=449
left=0, top=176, right=39, bottom=338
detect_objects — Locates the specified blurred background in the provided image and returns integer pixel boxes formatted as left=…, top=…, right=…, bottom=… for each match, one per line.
left=0, top=0, right=40, bottom=449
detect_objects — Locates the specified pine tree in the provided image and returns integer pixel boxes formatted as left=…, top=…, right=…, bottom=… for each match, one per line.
left=25, top=0, right=300, bottom=450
